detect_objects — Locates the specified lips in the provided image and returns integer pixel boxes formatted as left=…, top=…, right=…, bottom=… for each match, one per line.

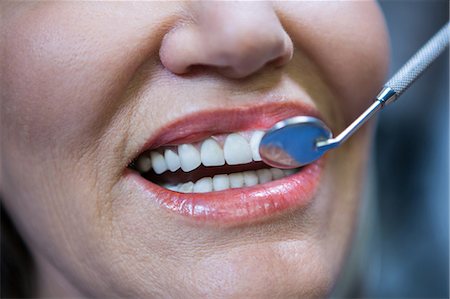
left=125, top=102, right=325, bottom=225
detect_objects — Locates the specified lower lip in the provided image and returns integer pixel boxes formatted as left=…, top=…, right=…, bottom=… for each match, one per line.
left=126, top=159, right=324, bottom=225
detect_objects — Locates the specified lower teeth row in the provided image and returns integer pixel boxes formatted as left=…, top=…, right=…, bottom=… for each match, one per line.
left=163, top=168, right=296, bottom=193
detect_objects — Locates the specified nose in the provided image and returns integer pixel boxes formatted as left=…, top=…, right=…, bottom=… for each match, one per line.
left=159, top=2, right=293, bottom=79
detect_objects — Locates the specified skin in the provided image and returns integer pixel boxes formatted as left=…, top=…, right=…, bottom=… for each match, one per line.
left=1, top=1, right=388, bottom=298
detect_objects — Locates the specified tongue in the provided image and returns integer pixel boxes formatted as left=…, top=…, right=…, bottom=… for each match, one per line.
left=143, top=161, right=269, bottom=185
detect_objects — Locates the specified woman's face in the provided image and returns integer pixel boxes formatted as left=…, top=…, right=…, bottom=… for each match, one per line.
left=2, top=2, right=388, bottom=298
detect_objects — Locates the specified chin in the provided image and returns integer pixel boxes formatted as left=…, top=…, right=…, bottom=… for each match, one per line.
left=167, top=242, right=334, bottom=298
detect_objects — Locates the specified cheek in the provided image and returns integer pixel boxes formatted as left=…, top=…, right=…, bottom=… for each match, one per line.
left=278, top=1, right=389, bottom=120
left=2, top=2, right=174, bottom=156
left=1, top=3, right=174, bottom=291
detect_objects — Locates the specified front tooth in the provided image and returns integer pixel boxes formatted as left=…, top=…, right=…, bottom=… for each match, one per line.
left=250, top=131, right=265, bottom=161
left=136, top=154, right=152, bottom=173
left=150, top=152, right=167, bottom=174
left=229, top=173, right=244, bottom=188
left=178, top=182, right=194, bottom=193
left=256, top=169, right=272, bottom=184
left=224, top=133, right=252, bottom=165
left=200, top=138, right=225, bottom=166
left=243, top=171, right=258, bottom=186
left=213, top=174, right=230, bottom=191
left=193, top=177, right=213, bottom=193
left=270, top=168, right=285, bottom=180
left=178, top=144, right=201, bottom=172
left=164, top=149, right=181, bottom=172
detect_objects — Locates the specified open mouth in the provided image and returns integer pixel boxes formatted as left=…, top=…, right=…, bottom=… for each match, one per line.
left=130, top=130, right=299, bottom=193
left=125, top=102, right=324, bottom=225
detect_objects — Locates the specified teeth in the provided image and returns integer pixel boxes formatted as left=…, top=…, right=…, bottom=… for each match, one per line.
left=134, top=130, right=299, bottom=191
left=164, top=149, right=181, bottom=172
left=171, top=167, right=296, bottom=193
left=243, top=171, right=258, bottom=186
left=213, top=174, right=230, bottom=191
left=283, top=169, right=296, bottom=176
left=136, top=154, right=152, bottom=173
left=164, top=184, right=179, bottom=191
left=224, top=133, right=252, bottom=165
left=134, top=130, right=268, bottom=174
left=200, top=138, right=225, bottom=166
left=270, top=168, right=284, bottom=180
left=256, top=169, right=272, bottom=184
left=193, top=177, right=213, bottom=193
left=179, top=182, right=194, bottom=193
left=150, top=152, right=167, bottom=174
left=178, top=144, right=201, bottom=172
left=250, top=131, right=264, bottom=161
left=229, top=172, right=244, bottom=188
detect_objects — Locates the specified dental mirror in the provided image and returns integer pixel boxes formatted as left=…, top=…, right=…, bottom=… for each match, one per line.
left=260, top=22, right=449, bottom=169
left=258, top=116, right=331, bottom=169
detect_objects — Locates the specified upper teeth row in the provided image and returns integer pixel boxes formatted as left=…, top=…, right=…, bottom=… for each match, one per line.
left=135, top=130, right=265, bottom=174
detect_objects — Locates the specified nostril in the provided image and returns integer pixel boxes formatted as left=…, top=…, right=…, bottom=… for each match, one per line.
left=270, top=32, right=294, bottom=66
left=269, top=49, right=293, bottom=68
left=268, top=56, right=287, bottom=68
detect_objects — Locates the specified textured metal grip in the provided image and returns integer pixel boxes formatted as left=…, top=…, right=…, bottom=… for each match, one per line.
left=386, top=22, right=449, bottom=98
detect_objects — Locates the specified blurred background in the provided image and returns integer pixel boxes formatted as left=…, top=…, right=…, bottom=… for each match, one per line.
left=334, top=1, right=449, bottom=298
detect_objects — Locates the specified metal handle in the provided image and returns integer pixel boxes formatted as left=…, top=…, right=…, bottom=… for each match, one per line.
left=384, top=22, right=450, bottom=103
left=317, top=22, right=449, bottom=151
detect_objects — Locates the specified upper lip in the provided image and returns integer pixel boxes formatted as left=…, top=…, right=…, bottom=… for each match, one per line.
left=136, top=101, right=321, bottom=155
